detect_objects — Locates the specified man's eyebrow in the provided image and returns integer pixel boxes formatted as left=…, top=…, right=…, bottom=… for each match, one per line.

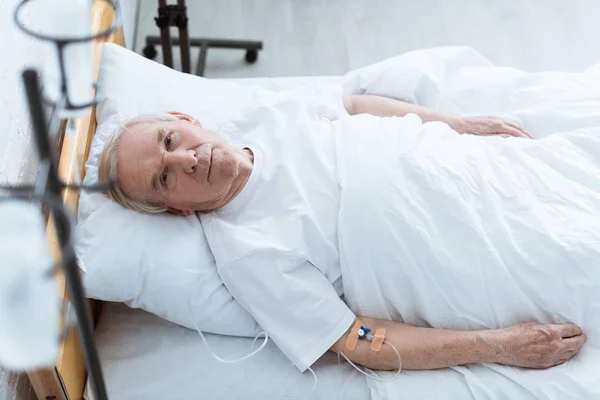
left=151, top=170, right=161, bottom=192
left=157, top=127, right=166, bottom=144
left=150, top=128, right=166, bottom=192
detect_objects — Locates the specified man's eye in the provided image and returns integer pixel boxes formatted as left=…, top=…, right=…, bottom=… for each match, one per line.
left=164, top=133, right=172, bottom=150
left=161, top=169, right=168, bottom=185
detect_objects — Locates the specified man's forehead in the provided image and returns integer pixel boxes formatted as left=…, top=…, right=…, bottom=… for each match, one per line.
left=125, top=119, right=169, bottom=135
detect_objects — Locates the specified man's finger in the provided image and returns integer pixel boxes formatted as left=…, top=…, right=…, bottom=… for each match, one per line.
left=557, top=324, right=584, bottom=338
left=515, top=126, right=533, bottom=139
left=559, top=324, right=584, bottom=338
left=554, top=356, right=572, bottom=367
left=553, top=348, right=582, bottom=367
left=506, top=121, right=533, bottom=139
left=562, top=334, right=587, bottom=351
left=500, top=125, right=528, bottom=138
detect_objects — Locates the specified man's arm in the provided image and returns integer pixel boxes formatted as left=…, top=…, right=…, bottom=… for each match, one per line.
left=343, top=94, right=461, bottom=127
left=330, top=317, right=586, bottom=370
left=343, top=94, right=532, bottom=138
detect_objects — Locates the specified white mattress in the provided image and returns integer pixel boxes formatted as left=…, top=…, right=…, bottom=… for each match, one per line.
left=85, top=74, right=368, bottom=400
left=87, top=302, right=369, bottom=400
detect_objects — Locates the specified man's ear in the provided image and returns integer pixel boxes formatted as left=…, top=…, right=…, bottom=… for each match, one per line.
left=166, top=207, right=195, bottom=217
left=167, top=111, right=201, bottom=126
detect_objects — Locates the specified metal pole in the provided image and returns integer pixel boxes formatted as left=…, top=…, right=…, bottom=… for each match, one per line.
left=157, top=0, right=173, bottom=68
left=196, top=42, right=208, bottom=76
left=22, top=69, right=109, bottom=400
left=145, top=35, right=263, bottom=50
left=177, top=0, right=191, bottom=73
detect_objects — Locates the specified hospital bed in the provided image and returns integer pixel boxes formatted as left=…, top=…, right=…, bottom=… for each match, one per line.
left=26, top=2, right=369, bottom=399
left=29, top=2, right=600, bottom=399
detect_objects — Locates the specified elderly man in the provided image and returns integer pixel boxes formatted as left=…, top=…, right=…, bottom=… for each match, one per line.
left=98, top=93, right=586, bottom=373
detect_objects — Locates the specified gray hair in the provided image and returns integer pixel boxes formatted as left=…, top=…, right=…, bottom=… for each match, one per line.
left=98, top=112, right=179, bottom=213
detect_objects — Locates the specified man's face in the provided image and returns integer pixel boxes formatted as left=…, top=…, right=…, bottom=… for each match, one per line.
left=117, top=113, right=249, bottom=214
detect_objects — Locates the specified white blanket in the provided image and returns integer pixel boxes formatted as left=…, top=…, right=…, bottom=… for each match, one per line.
left=337, top=47, right=600, bottom=399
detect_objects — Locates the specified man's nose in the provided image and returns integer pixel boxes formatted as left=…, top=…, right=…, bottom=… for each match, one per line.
left=167, top=149, right=197, bottom=173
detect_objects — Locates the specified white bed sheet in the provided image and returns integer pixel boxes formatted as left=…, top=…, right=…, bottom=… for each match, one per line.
left=228, top=75, right=342, bottom=90
left=84, top=50, right=600, bottom=399
left=87, top=302, right=369, bottom=400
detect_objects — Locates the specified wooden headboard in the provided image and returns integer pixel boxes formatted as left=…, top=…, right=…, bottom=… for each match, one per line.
left=27, top=2, right=124, bottom=399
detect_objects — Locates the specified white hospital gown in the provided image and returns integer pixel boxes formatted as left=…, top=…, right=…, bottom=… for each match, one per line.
left=200, top=88, right=355, bottom=372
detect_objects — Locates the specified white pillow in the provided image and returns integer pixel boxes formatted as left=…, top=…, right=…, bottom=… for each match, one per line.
left=76, top=43, right=264, bottom=336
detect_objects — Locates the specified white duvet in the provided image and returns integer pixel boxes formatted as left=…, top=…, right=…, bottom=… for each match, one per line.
left=337, top=47, right=600, bottom=399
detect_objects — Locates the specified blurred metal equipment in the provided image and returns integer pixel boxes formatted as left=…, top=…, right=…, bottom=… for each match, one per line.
left=142, top=0, right=263, bottom=76
left=5, top=1, right=123, bottom=399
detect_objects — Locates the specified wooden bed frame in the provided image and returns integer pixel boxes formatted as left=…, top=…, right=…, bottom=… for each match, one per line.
left=26, top=2, right=123, bottom=399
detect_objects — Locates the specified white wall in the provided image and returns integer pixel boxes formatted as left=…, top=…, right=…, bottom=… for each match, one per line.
left=134, top=0, right=600, bottom=78
left=119, top=0, right=139, bottom=49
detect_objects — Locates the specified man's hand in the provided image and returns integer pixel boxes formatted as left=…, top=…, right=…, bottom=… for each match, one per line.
left=329, top=317, right=586, bottom=371
left=493, top=322, right=587, bottom=369
left=344, top=95, right=533, bottom=139
left=452, top=116, right=533, bottom=139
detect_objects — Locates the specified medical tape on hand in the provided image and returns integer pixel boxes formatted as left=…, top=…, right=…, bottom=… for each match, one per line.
left=370, top=328, right=387, bottom=352
left=345, top=319, right=363, bottom=351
